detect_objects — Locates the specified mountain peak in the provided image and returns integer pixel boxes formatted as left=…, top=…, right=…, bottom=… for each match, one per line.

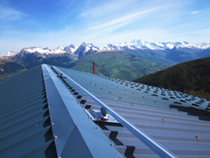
left=69, top=44, right=75, bottom=48
left=0, top=51, right=18, bottom=59
left=1, top=39, right=210, bottom=59
left=81, top=42, right=87, bottom=46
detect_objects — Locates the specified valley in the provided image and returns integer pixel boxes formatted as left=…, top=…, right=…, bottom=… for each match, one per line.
left=0, top=39, right=210, bottom=84
left=0, top=59, right=26, bottom=80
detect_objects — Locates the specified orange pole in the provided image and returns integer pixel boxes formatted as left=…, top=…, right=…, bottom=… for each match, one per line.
left=93, top=62, right=95, bottom=74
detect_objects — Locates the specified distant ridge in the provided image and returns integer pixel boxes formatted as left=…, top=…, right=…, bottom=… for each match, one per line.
left=1, top=39, right=210, bottom=62
left=70, top=51, right=169, bottom=81
left=0, top=59, right=26, bottom=80
left=133, top=57, right=210, bottom=100
left=0, top=39, right=210, bottom=82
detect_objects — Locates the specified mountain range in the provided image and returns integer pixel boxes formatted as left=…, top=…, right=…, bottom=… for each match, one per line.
left=0, top=39, right=210, bottom=80
left=1, top=39, right=210, bottom=61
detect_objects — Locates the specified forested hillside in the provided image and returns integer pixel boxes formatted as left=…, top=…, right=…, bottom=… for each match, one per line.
left=0, top=59, right=26, bottom=80
left=133, top=57, right=210, bottom=99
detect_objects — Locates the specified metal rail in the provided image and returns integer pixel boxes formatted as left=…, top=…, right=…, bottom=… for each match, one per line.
left=53, top=66, right=178, bottom=158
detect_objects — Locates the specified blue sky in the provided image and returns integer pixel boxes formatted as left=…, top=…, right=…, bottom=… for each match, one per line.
left=0, top=0, right=210, bottom=54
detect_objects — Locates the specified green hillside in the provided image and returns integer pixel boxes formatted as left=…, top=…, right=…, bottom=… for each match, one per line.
left=70, top=51, right=169, bottom=81
left=122, top=49, right=176, bottom=65
left=13, top=52, right=76, bottom=68
left=0, top=59, right=26, bottom=80
left=133, top=57, right=210, bottom=99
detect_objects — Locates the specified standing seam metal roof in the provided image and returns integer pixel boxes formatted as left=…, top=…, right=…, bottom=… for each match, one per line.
left=0, top=66, right=57, bottom=158
left=1, top=65, right=210, bottom=158
left=54, top=66, right=210, bottom=158
left=42, top=64, right=121, bottom=158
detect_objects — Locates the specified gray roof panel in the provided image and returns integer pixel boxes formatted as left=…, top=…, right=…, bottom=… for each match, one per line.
left=42, top=64, right=122, bottom=158
left=1, top=64, right=210, bottom=158
left=54, top=66, right=210, bottom=158
left=0, top=66, right=57, bottom=158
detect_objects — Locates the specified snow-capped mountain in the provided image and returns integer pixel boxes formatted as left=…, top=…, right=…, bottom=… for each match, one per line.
left=63, top=44, right=79, bottom=54
left=1, top=39, right=210, bottom=58
left=74, top=42, right=100, bottom=59
left=111, top=39, right=210, bottom=50
left=19, top=47, right=64, bottom=55
left=19, top=45, right=78, bottom=55
left=1, top=39, right=210, bottom=62
left=0, top=51, right=18, bottom=59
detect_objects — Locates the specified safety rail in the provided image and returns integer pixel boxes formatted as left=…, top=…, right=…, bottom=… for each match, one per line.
left=53, top=66, right=178, bottom=158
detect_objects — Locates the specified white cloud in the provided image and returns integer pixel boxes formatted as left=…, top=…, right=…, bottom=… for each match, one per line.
left=63, top=0, right=76, bottom=12
left=81, top=0, right=138, bottom=18
left=0, top=0, right=209, bottom=54
left=88, top=6, right=165, bottom=33
left=0, top=6, right=25, bottom=21
left=1, top=22, right=209, bottom=55
left=190, top=11, right=199, bottom=14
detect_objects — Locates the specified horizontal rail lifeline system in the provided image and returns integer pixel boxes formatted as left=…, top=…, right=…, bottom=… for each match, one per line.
left=53, top=66, right=177, bottom=158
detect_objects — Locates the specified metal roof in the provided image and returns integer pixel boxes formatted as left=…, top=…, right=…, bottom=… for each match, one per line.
left=53, top=66, right=177, bottom=158
left=0, top=65, right=122, bottom=158
left=1, top=64, right=210, bottom=158
left=55, top=66, right=210, bottom=111
left=54, top=66, right=210, bottom=158
left=0, top=66, right=57, bottom=158
left=42, top=64, right=121, bottom=158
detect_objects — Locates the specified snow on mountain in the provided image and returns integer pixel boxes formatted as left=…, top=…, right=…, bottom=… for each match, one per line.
left=1, top=39, right=210, bottom=59
left=80, top=42, right=100, bottom=52
left=0, top=44, right=80, bottom=59
left=175, top=41, right=210, bottom=49
left=55, top=45, right=79, bottom=54
left=165, top=43, right=175, bottom=49
left=69, top=45, right=79, bottom=53
left=117, top=39, right=170, bottom=50
left=114, top=39, right=210, bottom=50
left=22, top=47, right=66, bottom=54
left=82, top=39, right=210, bottom=52
left=73, top=42, right=101, bottom=59
left=0, top=51, right=18, bottom=59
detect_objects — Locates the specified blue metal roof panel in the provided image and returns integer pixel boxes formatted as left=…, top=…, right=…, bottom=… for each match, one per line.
left=1, top=64, right=123, bottom=158
left=1, top=64, right=210, bottom=158
left=53, top=66, right=177, bottom=157
left=0, top=66, right=57, bottom=158
left=78, top=97, right=210, bottom=157
left=54, top=66, right=210, bottom=158
left=56, top=67, right=210, bottom=110
left=42, top=64, right=122, bottom=158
